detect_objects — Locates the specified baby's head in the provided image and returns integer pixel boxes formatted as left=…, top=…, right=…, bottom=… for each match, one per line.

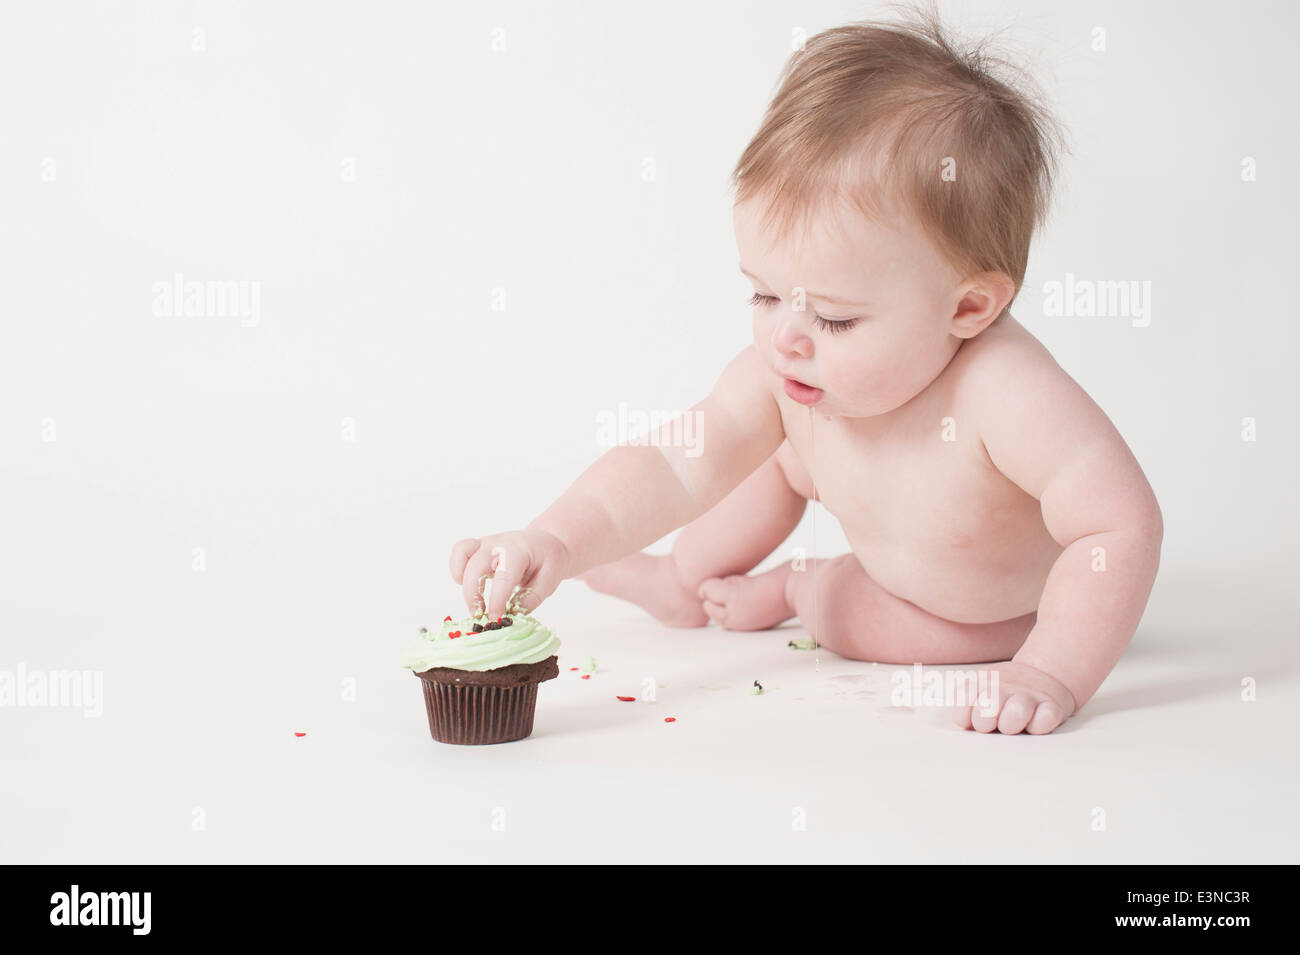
left=731, top=11, right=1062, bottom=416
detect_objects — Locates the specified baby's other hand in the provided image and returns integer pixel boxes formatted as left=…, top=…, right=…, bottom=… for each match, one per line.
left=449, top=530, right=571, bottom=620
left=947, top=660, right=1078, bottom=735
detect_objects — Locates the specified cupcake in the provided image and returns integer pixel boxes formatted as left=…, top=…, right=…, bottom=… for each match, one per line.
left=402, top=599, right=560, bottom=745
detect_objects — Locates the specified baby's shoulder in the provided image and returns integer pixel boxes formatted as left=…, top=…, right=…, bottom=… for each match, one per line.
left=948, top=313, right=1066, bottom=402
left=947, top=314, right=1103, bottom=437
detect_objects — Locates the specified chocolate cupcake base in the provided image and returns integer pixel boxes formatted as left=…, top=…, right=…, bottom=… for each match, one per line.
left=414, top=656, right=559, bottom=744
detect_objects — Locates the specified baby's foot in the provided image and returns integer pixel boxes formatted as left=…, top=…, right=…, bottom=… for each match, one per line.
left=947, top=660, right=1078, bottom=735
left=696, top=564, right=795, bottom=631
left=580, top=552, right=709, bottom=628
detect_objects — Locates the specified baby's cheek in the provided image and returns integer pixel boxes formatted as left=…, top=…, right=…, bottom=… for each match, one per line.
left=842, top=358, right=928, bottom=416
left=838, top=355, right=890, bottom=404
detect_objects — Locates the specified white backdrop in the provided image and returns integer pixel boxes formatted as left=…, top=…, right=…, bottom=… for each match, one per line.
left=2, top=1, right=1296, bottom=863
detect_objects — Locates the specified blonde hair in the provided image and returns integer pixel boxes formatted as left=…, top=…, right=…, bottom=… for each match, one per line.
left=729, top=8, right=1063, bottom=293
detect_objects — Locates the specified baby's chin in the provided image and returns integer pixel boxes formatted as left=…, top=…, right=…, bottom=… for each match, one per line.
left=808, top=400, right=865, bottom=419
left=819, top=390, right=908, bottom=419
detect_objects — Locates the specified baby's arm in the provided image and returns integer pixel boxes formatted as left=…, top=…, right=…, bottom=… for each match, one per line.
left=527, top=345, right=783, bottom=584
left=971, top=341, right=1163, bottom=722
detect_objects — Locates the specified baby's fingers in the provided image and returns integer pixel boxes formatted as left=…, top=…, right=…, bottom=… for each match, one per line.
left=450, top=538, right=481, bottom=587
left=461, top=542, right=500, bottom=615
left=969, top=703, right=1001, bottom=733
left=1025, top=701, right=1068, bottom=735
left=996, top=694, right=1038, bottom=735
left=484, top=545, right=528, bottom=620
left=518, top=561, right=563, bottom=615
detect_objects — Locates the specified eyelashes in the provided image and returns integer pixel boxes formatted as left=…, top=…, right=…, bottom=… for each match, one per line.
left=747, top=292, right=859, bottom=335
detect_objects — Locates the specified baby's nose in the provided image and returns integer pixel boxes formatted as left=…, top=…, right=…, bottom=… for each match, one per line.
left=771, top=315, right=813, bottom=358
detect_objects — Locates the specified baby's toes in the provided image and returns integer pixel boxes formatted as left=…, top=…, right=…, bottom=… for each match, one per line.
left=697, top=577, right=727, bottom=605
left=699, top=599, right=726, bottom=625
left=698, top=577, right=738, bottom=623
left=1025, top=701, right=1068, bottom=735
left=696, top=579, right=725, bottom=624
left=996, top=694, right=1039, bottom=735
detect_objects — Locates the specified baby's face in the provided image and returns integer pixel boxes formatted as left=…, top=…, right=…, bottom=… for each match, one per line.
left=733, top=191, right=966, bottom=418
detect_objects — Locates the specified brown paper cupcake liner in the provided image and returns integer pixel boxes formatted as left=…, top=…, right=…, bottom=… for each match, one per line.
left=414, top=656, right=558, bottom=745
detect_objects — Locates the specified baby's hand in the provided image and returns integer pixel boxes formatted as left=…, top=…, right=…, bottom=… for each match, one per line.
left=947, top=660, right=1078, bottom=735
left=449, top=530, right=571, bottom=619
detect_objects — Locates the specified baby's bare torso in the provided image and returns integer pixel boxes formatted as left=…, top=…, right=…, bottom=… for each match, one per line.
left=772, top=314, right=1062, bottom=625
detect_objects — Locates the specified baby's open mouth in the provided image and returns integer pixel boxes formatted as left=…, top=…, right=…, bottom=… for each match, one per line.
left=783, top=376, right=824, bottom=405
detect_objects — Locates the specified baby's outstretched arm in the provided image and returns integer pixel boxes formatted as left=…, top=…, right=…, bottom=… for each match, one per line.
left=453, top=346, right=784, bottom=617
left=958, top=341, right=1164, bottom=733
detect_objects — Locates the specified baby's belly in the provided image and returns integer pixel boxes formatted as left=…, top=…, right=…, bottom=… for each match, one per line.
left=841, top=515, right=1062, bottom=625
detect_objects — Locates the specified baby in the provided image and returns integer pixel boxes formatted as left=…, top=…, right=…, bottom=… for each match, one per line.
left=449, top=15, right=1163, bottom=735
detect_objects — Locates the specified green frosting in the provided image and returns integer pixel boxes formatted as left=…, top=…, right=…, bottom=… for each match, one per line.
left=402, top=611, right=560, bottom=672
left=578, top=654, right=598, bottom=675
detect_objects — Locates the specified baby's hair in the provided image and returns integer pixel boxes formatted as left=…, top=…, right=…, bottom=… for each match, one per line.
left=729, top=5, right=1064, bottom=295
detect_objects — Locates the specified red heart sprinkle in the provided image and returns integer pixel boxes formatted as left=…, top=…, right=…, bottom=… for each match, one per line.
left=616, top=696, right=635, bottom=702
left=568, top=666, right=579, bottom=671
left=663, top=718, right=676, bottom=723
left=581, top=674, right=591, bottom=680
left=294, top=732, right=306, bottom=737
left=443, top=615, right=452, bottom=621
left=448, top=630, right=462, bottom=638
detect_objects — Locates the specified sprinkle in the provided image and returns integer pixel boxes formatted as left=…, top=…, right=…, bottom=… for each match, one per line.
left=616, top=696, right=635, bottom=702
left=448, top=630, right=462, bottom=639
left=568, top=666, right=579, bottom=671
left=750, top=680, right=764, bottom=695
left=581, top=674, right=591, bottom=680
left=294, top=732, right=306, bottom=737
left=663, top=717, right=676, bottom=723
left=578, top=654, right=598, bottom=675
left=788, top=637, right=817, bottom=650
left=443, top=615, right=452, bottom=622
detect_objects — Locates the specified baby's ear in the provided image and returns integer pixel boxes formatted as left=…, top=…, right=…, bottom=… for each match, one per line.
left=949, top=272, right=1016, bottom=339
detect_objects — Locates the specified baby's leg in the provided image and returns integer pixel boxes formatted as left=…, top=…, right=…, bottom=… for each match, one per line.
left=581, top=442, right=808, bottom=626
left=796, top=554, right=1037, bottom=663
left=701, top=552, right=1035, bottom=662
